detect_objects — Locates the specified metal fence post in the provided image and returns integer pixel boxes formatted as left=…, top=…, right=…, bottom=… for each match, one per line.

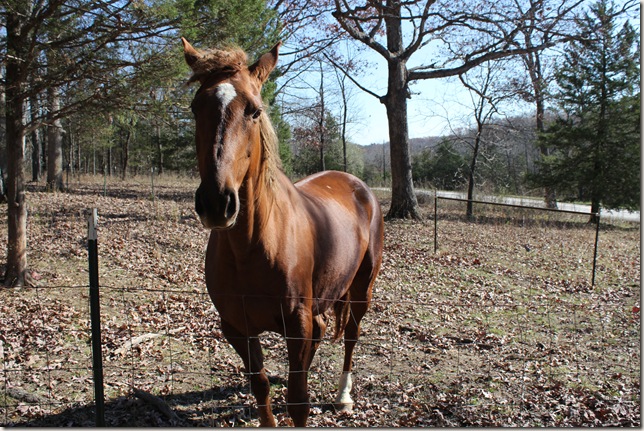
left=591, top=211, right=601, bottom=287
left=434, top=192, right=438, bottom=253
left=88, top=208, right=105, bottom=426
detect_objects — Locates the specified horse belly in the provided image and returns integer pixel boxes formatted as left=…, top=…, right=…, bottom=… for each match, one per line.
left=311, top=221, right=368, bottom=314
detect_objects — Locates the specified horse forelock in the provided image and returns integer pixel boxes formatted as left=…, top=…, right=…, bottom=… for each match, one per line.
left=187, top=47, right=248, bottom=84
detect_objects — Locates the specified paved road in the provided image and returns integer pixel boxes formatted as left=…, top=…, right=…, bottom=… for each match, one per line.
left=377, top=188, right=640, bottom=223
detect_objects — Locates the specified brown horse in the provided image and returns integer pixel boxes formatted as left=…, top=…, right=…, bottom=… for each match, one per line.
left=182, top=38, right=384, bottom=427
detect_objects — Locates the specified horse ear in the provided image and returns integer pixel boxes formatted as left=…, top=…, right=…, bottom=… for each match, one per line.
left=182, top=37, right=201, bottom=69
left=249, top=42, right=281, bottom=84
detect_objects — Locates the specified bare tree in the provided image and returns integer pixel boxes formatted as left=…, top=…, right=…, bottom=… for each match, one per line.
left=518, top=2, right=559, bottom=208
left=335, top=67, right=350, bottom=172
left=328, top=0, right=585, bottom=220
left=46, top=85, right=64, bottom=191
left=327, top=46, right=363, bottom=172
left=457, top=61, right=517, bottom=219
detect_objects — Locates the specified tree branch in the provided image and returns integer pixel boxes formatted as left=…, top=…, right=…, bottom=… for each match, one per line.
left=408, top=39, right=565, bottom=81
left=322, top=52, right=383, bottom=101
left=332, top=0, right=392, bottom=61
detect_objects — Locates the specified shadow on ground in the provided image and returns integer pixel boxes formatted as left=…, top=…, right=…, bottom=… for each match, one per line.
left=6, top=383, right=264, bottom=427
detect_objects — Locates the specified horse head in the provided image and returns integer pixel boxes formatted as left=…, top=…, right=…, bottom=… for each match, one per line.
left=183, top=38, right=280, bottom=229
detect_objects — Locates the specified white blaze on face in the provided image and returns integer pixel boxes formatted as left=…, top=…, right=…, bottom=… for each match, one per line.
left=215, top=83, right=237, bottom=112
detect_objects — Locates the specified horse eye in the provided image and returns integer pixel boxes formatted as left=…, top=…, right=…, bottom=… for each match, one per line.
left=246, top=103, right=262, bottom=120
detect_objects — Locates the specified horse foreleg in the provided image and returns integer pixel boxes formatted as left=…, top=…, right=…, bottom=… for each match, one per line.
left=285, top=310, right=316, bottom=427
left=221, top=321, right=275, bottom=427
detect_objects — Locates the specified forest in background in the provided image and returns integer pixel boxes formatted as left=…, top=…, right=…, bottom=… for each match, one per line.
left=2, top=1, right=638, bottom=203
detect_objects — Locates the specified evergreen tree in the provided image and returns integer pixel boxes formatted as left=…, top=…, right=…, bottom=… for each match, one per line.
left=533, top=0, right=640, bottom=219
left=412, top=139, right=467, bottom=191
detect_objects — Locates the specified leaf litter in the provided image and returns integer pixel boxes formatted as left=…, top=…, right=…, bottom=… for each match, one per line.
left=0, top=179, right=640, bottom=426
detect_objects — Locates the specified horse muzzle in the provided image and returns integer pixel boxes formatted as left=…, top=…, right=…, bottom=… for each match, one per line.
left=195, top=184, right=239, bottom=229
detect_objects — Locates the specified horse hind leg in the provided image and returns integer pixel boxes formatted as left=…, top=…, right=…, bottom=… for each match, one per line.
left=334, top=299, right=365, bottom=412
left=334, top=253, right=378, bottom=412
left=306, top=313, right=328, bottom=369
left=220, top=321, right=275, bottom=427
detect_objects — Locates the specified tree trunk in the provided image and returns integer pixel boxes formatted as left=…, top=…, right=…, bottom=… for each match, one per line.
left=466, top=131, right=482, bottom=220
left=382, top=4, right=420, bottom=220
left=525, top=50, right=558, bottom=209
left=317, top=64, right=326, bottom=172
left=68, top=129, right=74, bottom=181
left=156, top=125, right=164, bottom=175
left=0, top=71, right=5, bottom=203
left=340, top=83, right=348, bottom=173
left=4, top=12, right=29, bottom=287
left=77, top=135, right=82, bottom=176
left=383, top=61, right=419, bottom=220
left=30, top=95, right=41, bottom=182
left=536, top=96, right=557, bottom=209
left=92, top=138, right=96, bottom=175
left=107, top=146, right=112, bottom=177
left=121, top=127, right=131, bottom=180
left=46, top=86, right=64, bottom=191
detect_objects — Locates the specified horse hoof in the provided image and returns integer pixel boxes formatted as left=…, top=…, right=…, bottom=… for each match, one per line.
left=334, top=402, right=354, bottom=413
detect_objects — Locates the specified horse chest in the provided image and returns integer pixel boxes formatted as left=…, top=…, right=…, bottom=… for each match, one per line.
left=205, top=241, right=310, bottom=335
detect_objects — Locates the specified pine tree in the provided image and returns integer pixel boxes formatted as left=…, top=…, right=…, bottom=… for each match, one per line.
left=533, top=0, right=640, bottom=221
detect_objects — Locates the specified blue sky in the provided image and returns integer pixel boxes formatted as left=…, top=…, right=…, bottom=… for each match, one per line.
left=278, top=47, right=476, bottom=146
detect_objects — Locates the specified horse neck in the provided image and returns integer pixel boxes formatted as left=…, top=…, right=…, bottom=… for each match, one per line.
left=232, top=133, right=288, bottom=251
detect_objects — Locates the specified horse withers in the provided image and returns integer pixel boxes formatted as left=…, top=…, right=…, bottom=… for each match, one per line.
left=183, top=38, right=384, bottom=427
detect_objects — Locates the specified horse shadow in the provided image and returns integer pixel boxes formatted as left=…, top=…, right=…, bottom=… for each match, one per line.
left=5, top=377, right=296, bottom=427
left=5, top=374, right=344, bottom=427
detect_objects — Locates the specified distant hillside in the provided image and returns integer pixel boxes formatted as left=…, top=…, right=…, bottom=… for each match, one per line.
left=362, top=136, right=443, bottom=167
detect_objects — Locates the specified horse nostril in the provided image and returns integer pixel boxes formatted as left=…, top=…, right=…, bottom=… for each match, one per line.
left=224, top=189, right=238, bottom=220
left=195, top=189, right=205, bottom=216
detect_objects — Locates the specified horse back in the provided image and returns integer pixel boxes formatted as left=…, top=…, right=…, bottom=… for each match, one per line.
left=295, top=170, right=381, bottom=228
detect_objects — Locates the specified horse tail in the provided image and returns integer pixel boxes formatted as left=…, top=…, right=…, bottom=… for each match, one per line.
left=332, top=292, right=351, bottom=342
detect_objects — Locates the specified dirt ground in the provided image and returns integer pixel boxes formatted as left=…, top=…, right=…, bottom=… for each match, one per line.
left=0, top=177, right=640, bottom=426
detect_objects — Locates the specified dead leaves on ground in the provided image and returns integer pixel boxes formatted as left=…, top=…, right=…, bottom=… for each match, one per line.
left=0, top=182, right=640, bottom=426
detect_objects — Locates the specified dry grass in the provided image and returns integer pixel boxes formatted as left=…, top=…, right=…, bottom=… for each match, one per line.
left=0, top=178, right=640, bottom=426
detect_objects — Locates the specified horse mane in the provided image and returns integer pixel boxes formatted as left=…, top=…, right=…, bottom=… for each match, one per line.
left=256, top=110, right=283, bottom=203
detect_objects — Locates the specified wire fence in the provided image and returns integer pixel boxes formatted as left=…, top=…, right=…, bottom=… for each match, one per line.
left=0, top=196, right=640, bottom=426
left=433, top=195, right=602, bottom=285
